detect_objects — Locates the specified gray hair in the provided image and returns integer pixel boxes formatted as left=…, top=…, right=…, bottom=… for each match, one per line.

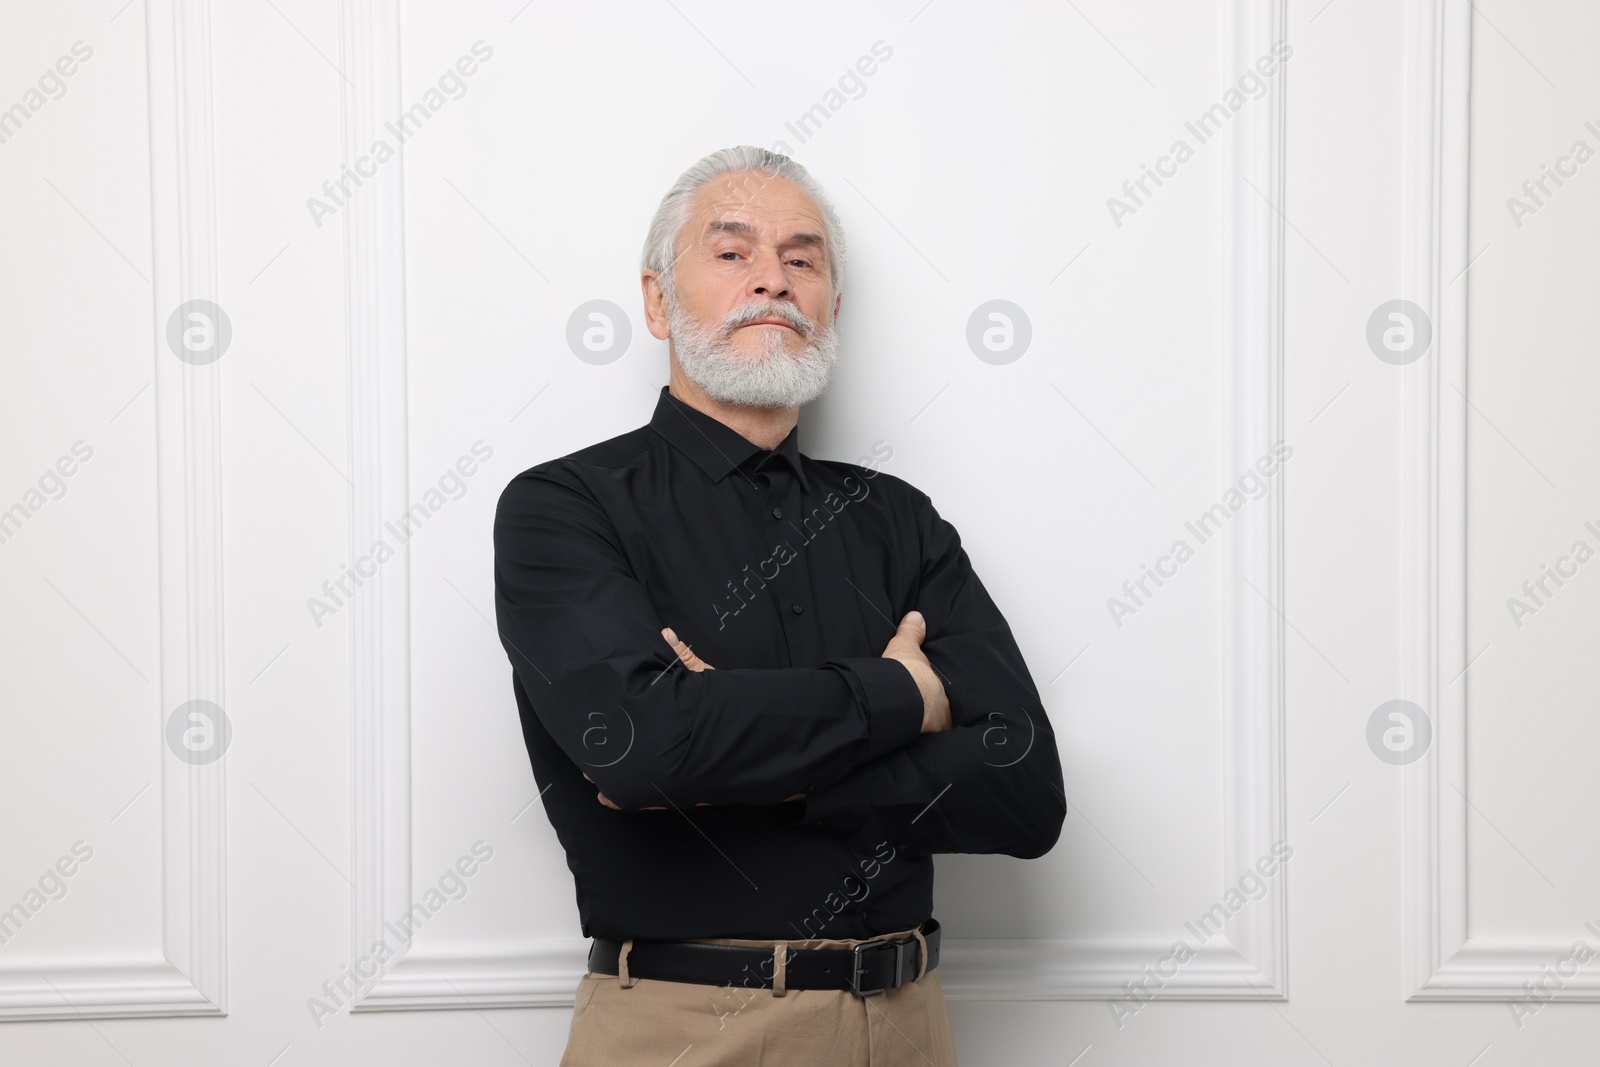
left=640, top=146, right=846, bottom=300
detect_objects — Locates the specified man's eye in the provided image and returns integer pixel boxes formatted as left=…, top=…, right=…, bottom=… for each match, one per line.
left=719, top=252, right=740, bottom=260
left=788, top=259, right=811, bottom=269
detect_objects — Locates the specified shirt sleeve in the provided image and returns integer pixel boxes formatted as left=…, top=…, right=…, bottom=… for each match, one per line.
left=797, top=488, right=1068, bottom=859
left=493, top=464, right=927, bottom=812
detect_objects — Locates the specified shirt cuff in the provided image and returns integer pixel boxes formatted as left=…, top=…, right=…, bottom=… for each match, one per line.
left=830, top=656, right=925, bottom=761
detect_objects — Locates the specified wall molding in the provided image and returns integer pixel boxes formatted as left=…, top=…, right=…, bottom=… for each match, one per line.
left=0, top=0, right=228, bottom=1022
left=1398, top=0, right=1600, bottom=1002
left=338, top=0, right=416, bottom=999
left=351, top=0, right=1289, bottom=1009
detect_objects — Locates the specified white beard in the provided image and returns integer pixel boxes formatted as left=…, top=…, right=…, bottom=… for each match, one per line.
left=666, top=293, right=839, bottom=409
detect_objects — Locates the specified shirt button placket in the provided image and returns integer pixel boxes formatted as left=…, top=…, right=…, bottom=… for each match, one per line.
left=763, top=465, right=809, bottom=659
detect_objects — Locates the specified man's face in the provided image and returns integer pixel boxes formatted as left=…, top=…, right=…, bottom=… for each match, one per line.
left=657, top=171, right=840, bottom=358
left=644, top=170, right=844, bottom=409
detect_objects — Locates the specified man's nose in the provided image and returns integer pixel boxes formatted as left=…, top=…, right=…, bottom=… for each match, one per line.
left=748, top=249, right=790, bottom=300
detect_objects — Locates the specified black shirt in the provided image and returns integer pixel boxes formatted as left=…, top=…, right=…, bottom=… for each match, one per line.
left=494, top=385, right=1065, bottom=941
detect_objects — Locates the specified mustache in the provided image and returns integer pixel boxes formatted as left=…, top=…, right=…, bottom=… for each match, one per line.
left=720, top=300, right=814, bottom=335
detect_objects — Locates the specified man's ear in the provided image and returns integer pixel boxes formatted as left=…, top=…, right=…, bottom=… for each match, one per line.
left=642, top=271, right=670, bottom=340
left=832, top=289, right=842, bottom=323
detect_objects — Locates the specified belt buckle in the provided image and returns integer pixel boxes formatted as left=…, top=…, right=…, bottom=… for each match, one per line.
left=850, top=936, right=908, bottom=997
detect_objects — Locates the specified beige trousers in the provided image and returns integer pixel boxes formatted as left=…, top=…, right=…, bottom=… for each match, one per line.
left=560, top=927, right=958, bottom=1066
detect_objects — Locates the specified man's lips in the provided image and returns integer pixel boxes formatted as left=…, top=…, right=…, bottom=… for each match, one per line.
left=740, top=318, right=799, bottom=331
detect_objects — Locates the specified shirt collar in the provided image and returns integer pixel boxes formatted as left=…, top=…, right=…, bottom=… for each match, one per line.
left=650, top=385, right=810, bottom=494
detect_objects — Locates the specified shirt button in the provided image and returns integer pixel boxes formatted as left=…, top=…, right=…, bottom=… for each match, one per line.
left=791, top=603, right=804, bottom=615
left=771, top=507, right=783, bottom=520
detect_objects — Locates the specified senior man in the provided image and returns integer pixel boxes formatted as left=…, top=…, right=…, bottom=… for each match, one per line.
left=494, top=146, right=1066, bottom=1066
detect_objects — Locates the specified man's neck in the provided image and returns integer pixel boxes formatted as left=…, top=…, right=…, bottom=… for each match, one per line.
left=667, top=358, right=798, bottom=451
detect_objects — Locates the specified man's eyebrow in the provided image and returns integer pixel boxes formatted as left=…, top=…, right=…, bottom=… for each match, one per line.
left=702, top=219, right=826, bottom=249
left=704, top=219, right=757, bottom=238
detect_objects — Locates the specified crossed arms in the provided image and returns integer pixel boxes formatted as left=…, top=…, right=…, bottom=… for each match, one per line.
left=493, top=465, right=1066, bottom=858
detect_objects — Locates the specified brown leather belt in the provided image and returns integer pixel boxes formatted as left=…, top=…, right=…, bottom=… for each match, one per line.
left=587, top=919, right=940, bottom=996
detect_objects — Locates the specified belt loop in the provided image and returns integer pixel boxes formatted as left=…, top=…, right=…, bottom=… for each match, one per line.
left=911, top=928, right=929, bottom=982
left=618, top=939, right=637, bottom=988
left=772, top=941, right=788, bottom=997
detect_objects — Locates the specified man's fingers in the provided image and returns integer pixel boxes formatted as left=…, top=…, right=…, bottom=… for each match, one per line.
left=661, top=627, right=715, bottom=671
left=592, top=780, right=665, bottom=812
left=595, top=792, right=669, bottom=812
left=897, top=611, right=926, bottom=644
left=882, top=611, right=927, bottom=658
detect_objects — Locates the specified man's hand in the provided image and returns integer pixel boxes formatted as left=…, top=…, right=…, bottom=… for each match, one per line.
left=587, top=628, right=802, bottom=809
left=882, top=611, right=952, bottom=733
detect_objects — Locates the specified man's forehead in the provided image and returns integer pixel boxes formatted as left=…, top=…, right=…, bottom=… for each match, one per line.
left=689, top=174, right=826, bottom=236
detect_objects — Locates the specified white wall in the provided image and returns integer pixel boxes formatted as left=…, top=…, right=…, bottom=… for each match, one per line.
left=1, top=0, right=1597, bottom=1063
